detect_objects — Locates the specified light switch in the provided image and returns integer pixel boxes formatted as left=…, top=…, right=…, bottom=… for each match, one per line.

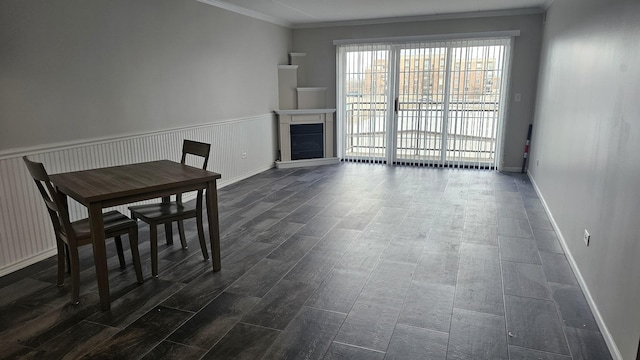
left=515, top=93, right=522, bottom=102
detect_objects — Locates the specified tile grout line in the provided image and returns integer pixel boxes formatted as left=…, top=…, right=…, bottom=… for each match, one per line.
left=155, top=170, right=313, bottom=358
left=141, top=170, right=317, bottom=358
left=316, top=215, right=389, bottom=358
left=442, top=175, right=466, bottom=359
left=220, top=170, right=349, bottom=358
left=497, top=182, right=513, bottom=360
left=332, top=340, right=387, bottom=354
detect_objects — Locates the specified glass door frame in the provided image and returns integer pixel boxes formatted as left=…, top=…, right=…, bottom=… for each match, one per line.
left=336, top=43, right=394, bottom=163
left=388, top=42, right=454, bottom=166
left=336, top=32, right=517, bottom=170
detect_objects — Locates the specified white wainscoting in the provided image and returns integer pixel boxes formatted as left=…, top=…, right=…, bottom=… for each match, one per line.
left=0, top=114, right=277, bottom=276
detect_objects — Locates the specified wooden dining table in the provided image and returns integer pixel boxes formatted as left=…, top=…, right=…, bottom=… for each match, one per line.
left=49, top=160, right=222, bottom=311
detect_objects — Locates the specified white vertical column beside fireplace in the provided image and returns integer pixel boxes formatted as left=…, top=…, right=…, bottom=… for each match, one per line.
left=274, top=53, right=339, bottom=169
left=274, top=109, right=339, bottom=168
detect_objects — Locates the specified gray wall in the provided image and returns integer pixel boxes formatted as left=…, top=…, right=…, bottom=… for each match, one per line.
left=292, top=14, right=543, bottom=169
left=529, top=0, right=640, bottom=358
left=0, top=0, right=291, bottom=151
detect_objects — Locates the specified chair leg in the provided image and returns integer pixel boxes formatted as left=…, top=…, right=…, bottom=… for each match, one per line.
left=114, top=236, right=126, bottom=269
left=128, top=227, right=144, bottom=284
left=65, top=244, right=71, bottom=274
left=196, top=203, right=209, bottom=260
left=150, top=224, right=159, bottom=278
left=164, top=222, right=174, bottom=245
left=69, top=246, right=80, bottom=305
left=56, top=238, right=65, bottom=287
left=177, top=220, right=188, bottom=249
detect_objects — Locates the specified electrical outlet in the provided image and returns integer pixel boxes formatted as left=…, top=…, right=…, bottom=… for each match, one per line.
left=241, top=152, right=247, bottom=159
left=584, top=229, right=590, bottom=246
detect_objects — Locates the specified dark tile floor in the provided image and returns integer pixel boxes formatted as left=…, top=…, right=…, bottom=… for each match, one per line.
left=0, top=163, right=613, bottom=359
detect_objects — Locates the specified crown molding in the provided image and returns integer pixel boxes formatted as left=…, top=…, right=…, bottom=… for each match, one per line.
left=293, top=7, right=545, bottom=29
left=196, top=0, right=547, bottom=30
left=542, top=0, right=555, bottom=10
left=197, top=0, right=292, bottom=28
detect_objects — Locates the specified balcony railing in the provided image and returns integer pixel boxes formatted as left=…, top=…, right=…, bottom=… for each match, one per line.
left=343, top=100, right=499, bottom=166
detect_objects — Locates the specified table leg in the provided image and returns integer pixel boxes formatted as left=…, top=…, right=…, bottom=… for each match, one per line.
left=88, top=202, right=110, bottom=310
left=206, top=180, right=221, bottom=271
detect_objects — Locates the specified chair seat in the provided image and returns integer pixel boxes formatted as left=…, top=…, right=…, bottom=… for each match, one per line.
left=129, top=201, right=198, bottom=223
left=71, top=210, right=137, bottom=238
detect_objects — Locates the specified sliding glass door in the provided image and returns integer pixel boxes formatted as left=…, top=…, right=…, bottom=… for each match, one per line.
left=395, top=44, right=448, bottom=165
left=337, top=37, right=511, bottom=169
left=339, top=44, right=393, bottom=162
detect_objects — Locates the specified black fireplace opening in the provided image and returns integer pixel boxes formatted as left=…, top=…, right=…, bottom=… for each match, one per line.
left=291, top=123, right=323, bottom=160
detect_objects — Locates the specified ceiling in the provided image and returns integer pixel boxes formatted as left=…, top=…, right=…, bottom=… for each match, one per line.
left=199, top=0, right=551, bottom=27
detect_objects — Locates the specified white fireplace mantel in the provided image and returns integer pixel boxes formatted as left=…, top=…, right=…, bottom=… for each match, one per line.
left=274, top=108, right=339, bottom=168
left=275, top=109, right=335, bottom=116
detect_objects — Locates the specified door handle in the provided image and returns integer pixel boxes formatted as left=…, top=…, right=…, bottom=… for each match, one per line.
left=394, top=98, right=399, bottom=113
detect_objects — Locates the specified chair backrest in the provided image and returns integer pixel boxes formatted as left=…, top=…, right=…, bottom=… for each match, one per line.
left=23, top=156, right=76, bottom=243
left=177, top=140, right=211, bottom=204
left=181, top=139, right=211, bottom=170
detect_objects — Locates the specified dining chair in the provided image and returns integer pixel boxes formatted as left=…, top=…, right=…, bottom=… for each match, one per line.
left=128, top=139, right=211, bottom=277
left=23, top=156, right=144, bottom=304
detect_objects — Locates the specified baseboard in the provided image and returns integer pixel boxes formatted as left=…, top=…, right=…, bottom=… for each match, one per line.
left=0, top=163, right=276, bottom=278
left=527, top=171, right=622, bottom=360
left=501, top=166, right=524, bottom=173
left=275, top=157, right=340, bottom=169
left=0, top=249, right=57, bottom=278
left=218, top=164, right=275, bottom=188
